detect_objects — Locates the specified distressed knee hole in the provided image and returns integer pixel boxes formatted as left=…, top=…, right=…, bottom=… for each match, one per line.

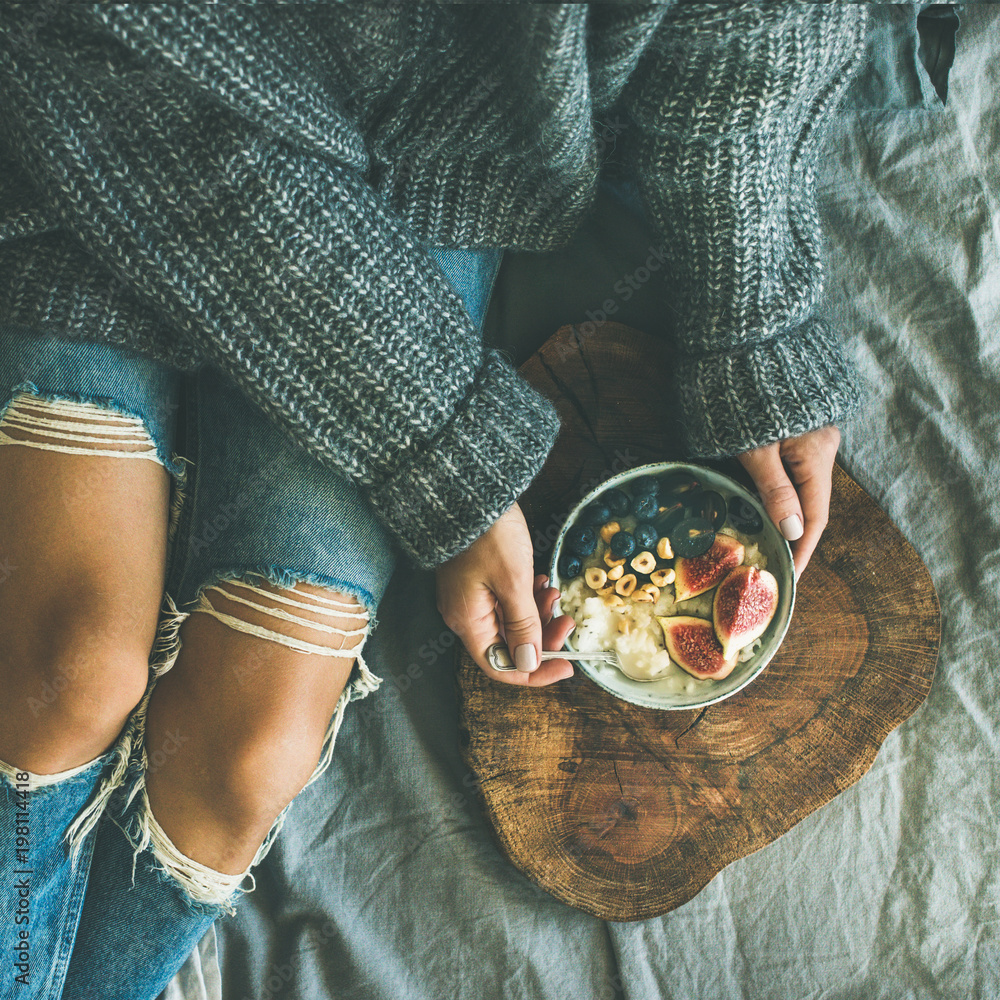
left=136, top=785, right=251, bottom=912
left=191, top=576, right=371, bottom=657
left=122, top=584, right=384, bottom=897
left=0, top=392, right=161, bottom=461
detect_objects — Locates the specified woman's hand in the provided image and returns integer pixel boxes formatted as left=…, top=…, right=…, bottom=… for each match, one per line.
left=435, top=502, right=576, bottom=685
left=735, top=424, right=841, bottom=579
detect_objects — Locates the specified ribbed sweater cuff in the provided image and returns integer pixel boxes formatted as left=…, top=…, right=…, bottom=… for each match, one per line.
left=368, top=351, right=562, bottom=570
left=674, top=317, right=864, bottom=459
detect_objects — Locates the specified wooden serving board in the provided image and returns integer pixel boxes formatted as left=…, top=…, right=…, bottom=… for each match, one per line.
left=455, top=322, right=941, bottom=922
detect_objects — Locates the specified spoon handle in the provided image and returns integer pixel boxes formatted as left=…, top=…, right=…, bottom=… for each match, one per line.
left=485, top=643, right=616, bottom=672
left=539, top=650, right=616, bottom=661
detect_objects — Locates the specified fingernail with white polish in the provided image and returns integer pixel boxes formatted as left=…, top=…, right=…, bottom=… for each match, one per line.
left=780, top=514, right=804, bottom=541
left=514, top=643, right=538, bottom=673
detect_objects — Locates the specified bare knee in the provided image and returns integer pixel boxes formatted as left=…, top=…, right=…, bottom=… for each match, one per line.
left=143, top=577, right=371, bottom=870
left=0, top=393, right=170, bottom=771
left=144, top=655, right=353, bottom=873
left=188, top=721, right=335, bottom=849
left=151, top=583, right=369, bottom=827
left=0, top=595, right=150, bottom=772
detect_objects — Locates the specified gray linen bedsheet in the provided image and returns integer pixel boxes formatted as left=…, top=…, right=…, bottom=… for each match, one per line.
left=167, top=5, right=999, bottom=998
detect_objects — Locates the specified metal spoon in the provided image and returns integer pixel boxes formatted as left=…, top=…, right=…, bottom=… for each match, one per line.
left=485, top=642, right=671, bottom=682
left=486, top=642, right=623, bottom=672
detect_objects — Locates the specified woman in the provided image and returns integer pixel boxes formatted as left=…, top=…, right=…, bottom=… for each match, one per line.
left=0, top=4, right=867, bottom=997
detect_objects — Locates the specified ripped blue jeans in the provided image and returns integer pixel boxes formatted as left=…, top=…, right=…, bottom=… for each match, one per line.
left=0, top=243, right=504, bottom=999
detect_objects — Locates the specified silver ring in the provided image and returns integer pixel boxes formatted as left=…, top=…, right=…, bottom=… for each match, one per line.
left=486, top=643, right=519, bottom=671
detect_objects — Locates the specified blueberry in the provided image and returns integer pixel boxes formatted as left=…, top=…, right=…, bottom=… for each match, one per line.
left=726, top=495, right=764, bottom=534
left=609, top=531, right=636, bottom=559
left=634, top=521, right=658, bottom=551
left=631, top=493, right=658, bottom=519
left=580, top=502, right=611, bottom=526
left=629, top=474, right=659, bottom=497
left=558, top=552, right=583, bottom=579
left=565, top=525, right=597, bottom=557
left=603, top=488, right=630, bottom=517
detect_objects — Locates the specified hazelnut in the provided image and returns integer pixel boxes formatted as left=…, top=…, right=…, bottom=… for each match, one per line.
left=634, top=583, right=660, bottom=603
left=599, top=521, right=621, bottom=543
left=602, top=593, right=626, bottom=610
left=604, top=552, right=627, bottom=569
left=585, top=567, right=608, bottom=590
left=650, top=568, right=675, bottom=587
left=596, top=584, right=616, bottom=597
left=630, top=550, right=656, bottom=574
left=656, top=536, right=673, bottom=560
left=617, top=617, right=632, bottom=635
left=615, top=573, right=637, bottom=597
left=607, top=564, right=625, bottom=581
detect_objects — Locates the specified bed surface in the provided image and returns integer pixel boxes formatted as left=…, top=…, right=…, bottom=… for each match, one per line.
left=166, top=6, right=999, bottom=997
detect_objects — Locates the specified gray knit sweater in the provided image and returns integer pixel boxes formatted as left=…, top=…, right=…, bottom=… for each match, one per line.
left=0, top=3, right=869, bottom=569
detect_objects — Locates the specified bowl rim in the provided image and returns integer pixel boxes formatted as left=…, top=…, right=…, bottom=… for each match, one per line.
left=548, top=460, right=796, bottom=711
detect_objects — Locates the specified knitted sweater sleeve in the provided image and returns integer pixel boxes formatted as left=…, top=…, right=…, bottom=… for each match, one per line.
left=616, top=3, right=870, bottom=458
left=0, top=6, right=561, bottom=570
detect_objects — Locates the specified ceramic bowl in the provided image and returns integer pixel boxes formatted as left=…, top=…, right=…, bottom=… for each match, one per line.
left=549, top=461, right=796, bottom=711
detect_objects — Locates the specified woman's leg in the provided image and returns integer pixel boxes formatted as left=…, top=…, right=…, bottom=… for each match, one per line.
left=62, top=240, right=498, bottom=1000
left=0, top=326, right=183, bottom=998
left=62, top=363, right=396, bottom=1000
left=142, top=578, right=370, bottom=874
left=0, top=404, right=167, bottom=773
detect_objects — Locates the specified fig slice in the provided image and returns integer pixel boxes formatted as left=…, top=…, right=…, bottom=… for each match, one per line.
left=657, top=615, right=738, bottom=680
left=712, top=565, right=779, bottom=660
left=673, top=533, right=745, bottom=602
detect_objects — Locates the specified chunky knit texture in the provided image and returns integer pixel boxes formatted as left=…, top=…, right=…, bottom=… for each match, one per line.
left=616, top=3, right=870, bottom=457
left=0, top=3, right=868, bottom=569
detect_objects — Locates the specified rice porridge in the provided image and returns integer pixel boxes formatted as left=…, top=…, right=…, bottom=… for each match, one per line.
left=561, top=527, right=767, bottom=685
